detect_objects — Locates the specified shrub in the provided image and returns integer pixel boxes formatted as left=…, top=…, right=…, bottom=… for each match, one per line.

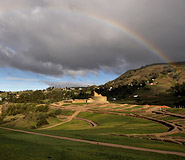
left=36, top=117, right=49, bottom=127
left=1, top=103, right=35, bottom=116
left=170, top=82, right=185, bottom=96
left=55, top=109, right=62, bottom=115
left=35, top=105, right=49, bottom=112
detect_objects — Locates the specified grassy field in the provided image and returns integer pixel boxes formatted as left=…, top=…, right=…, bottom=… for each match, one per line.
left=60, top=110, right=75, bottom=116
left=28, top=112, right=185, bottom=153
left=1, top=104, right=185, bottom=159
left=157, top=116, right=180, bottom=121
left=167, top=108, right=185, bottom=115
left=124, top=105, right=144, bottom=110
left=38, top=117, right=62, bottom=129
left=54, top=119, right=92, bottom=130
left=0, top=128, right=185, bottom=160
left=77, top=112, right=168, bottom=134
left=36, top=127, right=185, bottom=153
left=170, top=133, right=185, bottom=137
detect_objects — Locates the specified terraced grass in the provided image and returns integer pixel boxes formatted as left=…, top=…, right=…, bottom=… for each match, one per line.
left=72, top=103, right=89, bottom=105
left=125, top=105, right=144, bottom=110
left=39, top=117, right=62, bottom=128
left=167, top=108, right=185, bottom=115
left=35, top=126, right=185, bottom=153
left=0, top=129, right=184, bottom=160
left=60, top=110, right=75, bottom=116
left=77, top=112, right=168, bottom=134
left=157, top=116, right=180, bottom=121
left=62, top=104, right=71, bottom=106
left=30, top=112, right=185, bottom=153
left=53, top=119, right=91, bottom=130
left=170, top=133, right=185, bottom=137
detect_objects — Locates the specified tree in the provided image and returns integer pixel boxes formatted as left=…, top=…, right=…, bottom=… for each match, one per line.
left=170, top=82, right=185, bottom=96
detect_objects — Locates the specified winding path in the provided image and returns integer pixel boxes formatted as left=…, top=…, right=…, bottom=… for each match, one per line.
left=38, top=108, right=82, bottom=130
left=0, top=126, right=185, bottom=157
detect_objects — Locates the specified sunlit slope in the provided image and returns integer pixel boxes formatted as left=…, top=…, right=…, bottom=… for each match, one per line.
left=104, top=62, right=185, bottom=94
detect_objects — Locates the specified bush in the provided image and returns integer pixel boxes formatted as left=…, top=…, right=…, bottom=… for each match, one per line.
left=1, top=103, right=35, bottom=116
left=55, top=109, right=62, bottom=115
left=170, top=82, right=185, bottom=96
left=36, top=117, right=49, bottom=127
left=35, top=105, right=49, bottom=112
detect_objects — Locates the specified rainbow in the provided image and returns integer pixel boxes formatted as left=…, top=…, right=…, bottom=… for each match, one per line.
left=69, top=9, right=172, bottom=63
left=0, top=6, right=172, bottom=63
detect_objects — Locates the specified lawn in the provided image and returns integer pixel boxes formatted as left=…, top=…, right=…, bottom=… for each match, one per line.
left=60, top=110, right=75, bottom=116
left=30, top=112, right=185, bottom=153
left=0, top=128, right=184, bottom=160
left=77, top=112, right=168, bottom=134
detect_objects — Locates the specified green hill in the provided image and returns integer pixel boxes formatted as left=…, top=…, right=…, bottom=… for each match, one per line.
left=97, top=62, right=185, bottom=106
left=105, top=62, right=185, bottom=89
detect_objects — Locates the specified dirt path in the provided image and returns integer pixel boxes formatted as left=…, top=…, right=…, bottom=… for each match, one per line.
left=0, top=126, right=185, bottom=157
left=38, top=108, right=82, bottom=130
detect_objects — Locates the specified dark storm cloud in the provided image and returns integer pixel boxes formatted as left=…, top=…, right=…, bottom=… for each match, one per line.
left=0, top=0, right=185, bottom=76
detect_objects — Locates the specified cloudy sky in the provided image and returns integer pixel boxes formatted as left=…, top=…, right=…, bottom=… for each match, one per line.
left=0, top=0, right=185, bottom=91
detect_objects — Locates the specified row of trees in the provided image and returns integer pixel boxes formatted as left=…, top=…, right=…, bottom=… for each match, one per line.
left=6, top=88, right=94, bottom=104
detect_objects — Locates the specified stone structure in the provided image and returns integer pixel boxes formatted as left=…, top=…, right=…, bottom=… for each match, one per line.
left=62, top=91, right=108, bottom=104
left=87, top=91, right=108, bottom=103
left=72, top=99, right=87, bottom=103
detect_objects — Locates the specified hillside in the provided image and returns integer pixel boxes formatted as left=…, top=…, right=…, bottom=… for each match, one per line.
left=105, top=62, right=185, bottom=89
left=97, top=62, right=185, bottom=105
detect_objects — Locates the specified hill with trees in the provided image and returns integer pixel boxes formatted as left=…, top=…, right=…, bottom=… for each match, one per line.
left=96, top=62, right=185, bottom=106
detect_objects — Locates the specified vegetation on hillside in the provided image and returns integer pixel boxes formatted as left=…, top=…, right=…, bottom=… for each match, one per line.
left=0, top=103, right=62, bottom=129
left=95, top=62, right=185, bottom=106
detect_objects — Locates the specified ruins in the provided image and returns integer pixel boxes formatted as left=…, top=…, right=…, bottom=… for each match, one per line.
left=63, top=91, right=109, bottom=104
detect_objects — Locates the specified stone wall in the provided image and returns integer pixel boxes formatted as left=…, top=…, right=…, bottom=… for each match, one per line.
left=73, top=99, right=87, bottom=103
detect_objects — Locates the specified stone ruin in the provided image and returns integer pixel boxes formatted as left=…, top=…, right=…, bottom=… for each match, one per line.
left=87, top=91, right=109, bottom=103
left=62, top=91, right=109, bottom=104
